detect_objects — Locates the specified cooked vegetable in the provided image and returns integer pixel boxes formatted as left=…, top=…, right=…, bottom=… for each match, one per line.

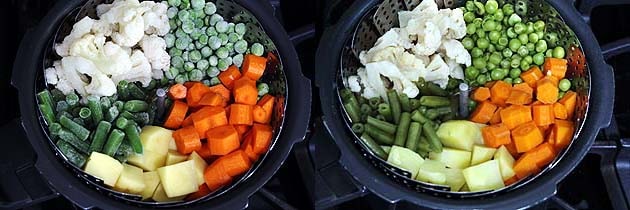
left=366, top=116, right=397, bottom=135
left=164, top=100, right=188, bottom=129
left=387, top=146, right=425, bottom=179
left=429, top=148, right=471, bottom=169
left=405, top=122, right=422, bottom=152
left=512, top=121, right=544, bottom=153
left=462, top=160, right=504, bottom=192
left=124, top=123, right=143, bottom=154
left=436, top=120, right=483, bottom=151
left=361, top=134, right=388, bottom=159
left=387, top=90, right=402, bottom=123
left=394, top=112, right=411, bottom=146
left=470, top=145, right=496, bottom=166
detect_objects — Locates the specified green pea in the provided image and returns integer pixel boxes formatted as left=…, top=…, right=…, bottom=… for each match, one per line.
left=533, top=20, right=545, bottom=32
left=462, top=37, right=475, bottom=50
left=477, top=74, right=488, bottom=84
left=552, top=46, right=566, bottom=58
left=476, top=30, right=486, bottom=39
left=535, top=40, right=548, bottom=53
left=526, top=22, right=535, bottom=34
left=559, top=79, right=571, bottom=91
left=471, top=47, right=483, bottom=58
left=184, top=62, right=195, bottom=71
left=533, top=53, right=545, bottom=65
left=483, top=20, right=497, bottom=31
left=488, top=44, right=496, bottom=53
left=526, top=43, right=536, bottom=52
left=491, top=69, right=504, bottom=80
left=503, top=4, right=515, bottom=15
left=474, top=1, right=486, bottom=15
left=508, top=14, right=522, bottom=26
left=513, top=78, right=523, bottom=84
left=489, top=52, right=502, bottom=65
left=503, top=78, right=513, bottom=84
left=500, top=60, right=511, bottom=68
left=507, top=27, right=517, bottom=38
left=464, top=12, right=476, bottom=23
left=465, top=67, right=480, bottom=80
left=487, top=62, right=497, bottom=70
left=509, top=39, right=522, bottom=51
left=546, top=49, right=554, bottom=58
left=520, top=59, right=530, bottom=70
left=509, top=68, right=521, bottom=78
left=473, top=57, right=487, bottom=69
left=477, top=38, right=490, bottom=49
left=485, top=0, right=499, bottom=14
left=493, top=9, right=504, bottom=20
left=523, top=55, right=533, bottom=64
left=498, top=37, right=509, bottom=46
left=514, top=22, right=526, bottom=34
left=558, top=91, right=565, bottom=99
left=489, top=31, right=501, bottom=42
left=518, top=34, right=529, bottom=45
left=511, top=57, right=521, bottom=68
left=473, top=18, right=483, bottom=27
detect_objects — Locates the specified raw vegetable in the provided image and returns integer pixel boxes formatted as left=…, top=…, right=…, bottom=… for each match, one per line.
left=436, top=120, right=483, bottom=151
left=387, top=146, right=425, bottom=179
left=84, top=152, right=124, bottom=187
left=462, top=160, right=504, bottom=192
left=157, top=160, right=198, bottom=198
left=114, top=164, right=146, bottom=195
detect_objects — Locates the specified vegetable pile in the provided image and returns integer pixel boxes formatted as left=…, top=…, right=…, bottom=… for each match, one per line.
left=37, top=0, right=278, bottom=202
left=342, top=0, right=579, bottom=192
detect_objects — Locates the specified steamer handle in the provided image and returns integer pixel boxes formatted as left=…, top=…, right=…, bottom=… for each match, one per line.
left=0, top=119, right=59, bottom=210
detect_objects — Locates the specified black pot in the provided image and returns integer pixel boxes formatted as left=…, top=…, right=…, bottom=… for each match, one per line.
left=7, top=0, right=311, bottom=209
left=315, top=0, right=614, bottom=209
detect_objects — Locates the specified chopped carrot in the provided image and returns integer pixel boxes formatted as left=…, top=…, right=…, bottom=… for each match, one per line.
left=520, top=66, right=544, bottom=88
left=192, top=106, right=228, bottom=138
left=512, top=121, right=544, bottom=153
left=187, top=83, right=212, bottom=107
left=257, top=94, right=275, bottom=122
left=164, top=100, right=188, bottom=129
left=472, top=87, right=491, bottom=102
left=500, top=105, right=532, bottom=130
left=229, top=104, right=253, bottom=125
left=470, top=101, right=498, bottom=124
left=251, top=123, right=273, bottom=154
left=538, top=125, right=551, bottom=136
left=513, top=152, right=541, bottom=179
left=242, top=54, right=268, bottom=81
left=504, top=176, right=519, bottom=185
left=195, top=144, right=214, bottom=160
left=234, top=125, right=250, bottom=138
left=168, top=84, right=187, bottom=100
left=489, top=107, right=503, bottom=124
left=484, top=81, right=496, bottom=88
left=553, top=103, right=568, bottom=120
left=532, top=104, right=555, bottom=126
left=536, top=77, right=559, bottom=104
left=505, top=141, right=520, bottom=157
left=553, top=120, right=575, bottom=149
left=173, top=126, right=202, bottom=154
left=182, top=115, right=194, bottom=127
left=208, top=84, right=231, bottom=101
left=233, top=77, right=258, bottom=105
left=482, top=123, right=512, bottom=148
left=218, top=65, right=242, bottom=89
left=527, top=143, right=556, bottom=167
left=185, top=184, right=211, bottom=201
left=543, top=58, right=568, bottom=79
left=506, top=89, right=532, bottom=105
left=490, top=81, right=512, bottom=106
left=199, top=92, right=227, bottom=107
left=512, top=83, right=533, bottom=95
left=559, top=91, right=577, bottom=119
left=241, top=134, right=259, bottom=161
left=183, top=81, right=200, bottom=89
left=546, top=129, right=556, bottom=145
left=252, top=105, right=269, bottom=124
left=204, top=161, right=233, bottom=191
left=206, top=125, right=240, bottom=155
left=215, top=150, right=251, bottom=177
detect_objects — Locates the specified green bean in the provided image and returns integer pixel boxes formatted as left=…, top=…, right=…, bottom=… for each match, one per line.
left=79, top=107, right=91, bottom=119
left=59, top=115, right=90, bottom=141
left=410, top=110, right=430, bottom=124
left=89, top=121, right=112, bottom=153
left=419, top=96, right=450, bottom=107
left=394, top=112, right=411, bottom=147
left=405, top=122, right=422, bottom=151
left=49, top=123, right=62, bottom=136
left=65, top=93, right=79, bottom=107
left=352, top=123, right=365, bottom=134
left=50, top=89, right=65, bottom=103
left=398, top=93, right=411, bottom=112
left=387, top=90, right=402, bottom=124
left=115, top=117, right=129, bottom=129
left=364, top=124, right=395, bottom=145
left=127, top=83, right=146, bottom=100
left=417, top=136, right=433, bottom=154
left=102, top=129, right=125, bottom=156
left=57, top=140, right=87, bottom=167
left=366, top=116, right=397, bottom=135
left=425, top=107, right=452, bottom=120
left=368, top=97, right=381, bottom=109
left=124, top=123, right=143, bottom=154
left=39, top=104, right=56, bottom=125
left=117, top=80, right=130, bottom=99
left=344, top=102, right=362, bottom=123
left=58, top=128, right=89, bottom=154
left=123, top=100, right=149, bottom=112
left=105, top=106, right=120, bottom=122
left=360, top=134, right=388, bottom=159
left=86, top=96, right=103, bottom=124
left=422, top=123, right=443, bottom=152
left=409, top=99, right=421, bottom=110
left=360, top=104, right=372, bottom=116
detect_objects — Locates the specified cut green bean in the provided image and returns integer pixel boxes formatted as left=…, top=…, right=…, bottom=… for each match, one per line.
left=417, top=137, right=433, bottom=153
left=102, top=129, right=125, bottom=156
left=58, top=128, right=89, bottom=154
left=59, top=115, right=90, bottom=141
left=364, top=124, right=395, bottom=145
left=123, top=100, right=149, bottom=112
left=65, top=93, right=79, bottom=107
left=39, top=104, right=56, bottom=125
left=105, top=106, right=120, bottom=122
left=344, top=102, right=362, bottom=123
left=366, top=116, right=397, bottom=135
left=387, top=90, right=402, bottom=123
left=49, top=123, right=62, bottom=136
left=422, top=123, right=443, bottom=153
left=376, top=115, right=386, bottom=121
left=360, top=134, right=388, bottom=159
left=124, top=123, right=143, bottom=154
left=352, top=123, right=365, bottom=134
left=116, top=117, right=129, bottom=129
left=425, top=107, right=452, bottom=120
left=419, top=96, right=451, bottom=107
left=394, top=112, right=411, bottom=147
left=405, top=122, right=422, bottom=151
left=89, top=121, right=112, bottom=152
left=377, top=103, right=393, bottom=122
left=410, top=110, right=430, bottom=124
left=128, top=83, right=147, bottom=100
left=360, top=104, right=372, bottom=116
left=399, top=93, right=411, bottom=112
left=368, top=97, right=381, bottom=109
left=409, top=99, right=421, bottom=110
left=57, top=140, right=87, bottom=167
left=87, top=96, right=103, bottom=124
left=79, top=107, right=91, bottom=119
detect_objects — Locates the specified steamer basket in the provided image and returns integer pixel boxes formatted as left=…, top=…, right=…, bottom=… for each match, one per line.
left=338, top=0, right=589, bottom=197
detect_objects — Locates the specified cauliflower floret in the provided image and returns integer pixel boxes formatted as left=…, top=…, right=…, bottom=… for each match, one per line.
left=55, top=17, right=95, bottom=57
left=366, top=61, right=420, bottom=98
left=112, top=50, right=152, bottom=87
left=445, top=57, right=465, bottom=80
left=63, top=56, right=116, bottom=97
left=44, top=67, right=59, bottom=85
left=424, top=54, right=450, bottom=88
left=58, top=57, right=92, bottom=96
left=69, top=35, right=132, bottom=76
left=409, top=21, right=441, bottom=56
left=141, top=1, right=170, bottom=35
left=140, top=35, right=170, bottom=71
left=347, top=75, right=362, bottom=93
left=440, top=39, right=471, bottom=66
left=356, top=68, right=380, bottom=99
left=111, top=14, right=145, bottom=47
left=444, top=8, right=466, bottom=39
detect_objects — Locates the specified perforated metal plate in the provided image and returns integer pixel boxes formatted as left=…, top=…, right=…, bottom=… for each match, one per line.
left=40, top=0, right=287, bottom=207
left=338, top=0, right=590, bottom=197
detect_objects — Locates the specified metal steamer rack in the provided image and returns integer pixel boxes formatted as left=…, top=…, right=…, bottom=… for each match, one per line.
left=337, top=0, right=589, bottom=197
left=39, top=0, right=288, bottom=207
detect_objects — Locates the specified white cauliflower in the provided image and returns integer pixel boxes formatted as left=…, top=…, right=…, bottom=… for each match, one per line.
left=365, top=61, right=419, bottom=99
left=44, top=67, right=59, bottom=85
left=112, top=50, right=152, bottom=87
left=346, top=75, right=361, bottom=92
left=355, top=68, right=380, bottom=100
left=55, top=17, right=95, bottom=57
left=424, top=54, right=450, bottom=88
left=409, top=21, right=441, bottom=56
left=445, top=57, right=465, bottom=80
left=140, top=35, right=170, bottom=71
left=69, top=34, right=132, bottom=76
left=64, top=56, right=116, bottom=97
left=141, top=1, right=170, bottom=35
left=111, top=15, right=145, bottom=47
left=440, top=39, right=471, bottom=66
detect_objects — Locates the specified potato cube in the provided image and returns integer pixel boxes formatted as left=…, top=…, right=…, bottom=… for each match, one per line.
left=84, top=152, right=123, bottom=187
left=114, top=164, right=145, bottom=194
left=157, top=160, right=198, bottom=197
